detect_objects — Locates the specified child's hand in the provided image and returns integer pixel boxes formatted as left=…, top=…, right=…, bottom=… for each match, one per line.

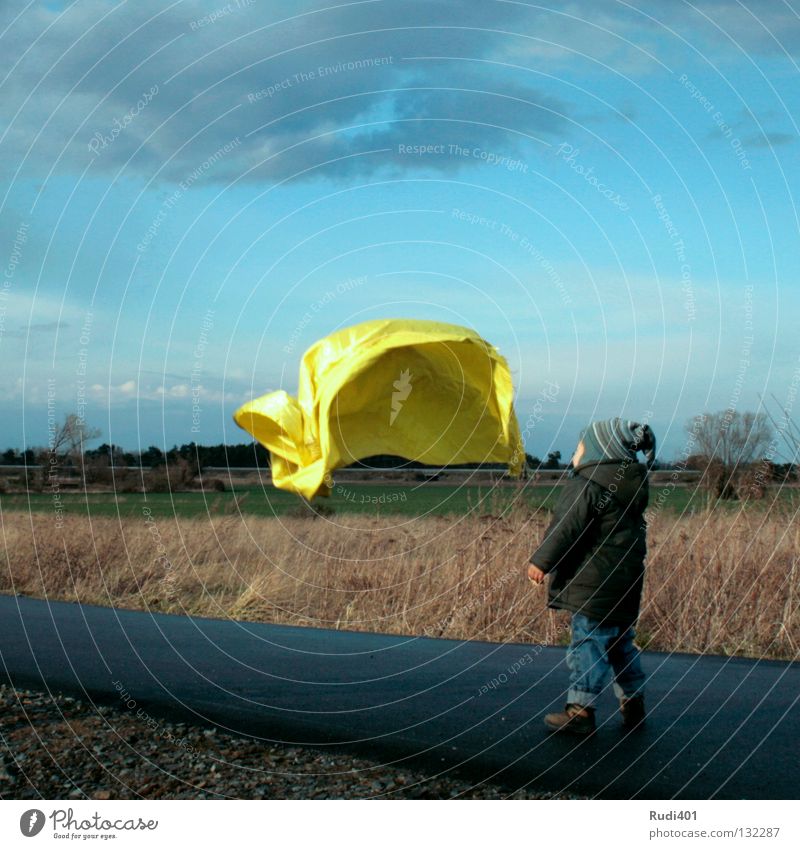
left=528, top=564, right=546, bottom=584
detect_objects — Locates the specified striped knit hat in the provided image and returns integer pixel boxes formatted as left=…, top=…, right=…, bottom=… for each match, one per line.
left=574, top=418, right=656, bottom=469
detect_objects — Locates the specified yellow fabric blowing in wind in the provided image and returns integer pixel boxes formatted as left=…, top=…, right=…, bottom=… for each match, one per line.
left=233, top=318, right=525, bottom=500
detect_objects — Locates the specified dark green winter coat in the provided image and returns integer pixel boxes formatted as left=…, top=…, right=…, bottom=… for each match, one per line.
left=530, top=460, right=649, bottom=626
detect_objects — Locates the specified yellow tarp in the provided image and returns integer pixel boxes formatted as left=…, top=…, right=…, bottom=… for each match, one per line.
left=233, top=318, right=525, bottom=499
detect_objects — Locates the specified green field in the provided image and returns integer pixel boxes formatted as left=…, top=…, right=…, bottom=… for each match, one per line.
left=0, top=481, right=739, bottom=519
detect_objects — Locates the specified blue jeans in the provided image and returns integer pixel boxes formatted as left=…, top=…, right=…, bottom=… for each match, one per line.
left=566, top=612, right=646, bottom=708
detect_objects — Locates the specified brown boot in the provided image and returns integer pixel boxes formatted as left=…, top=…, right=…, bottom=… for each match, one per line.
left=619, top=694, right=645, bottom=729
left=544, top=703, right=596, bottom=735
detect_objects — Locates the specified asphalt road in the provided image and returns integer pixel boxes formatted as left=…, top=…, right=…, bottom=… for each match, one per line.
left=1, top=594, right=797, bottom=799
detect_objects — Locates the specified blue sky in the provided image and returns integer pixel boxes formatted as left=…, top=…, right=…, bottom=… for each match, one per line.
left=2, top=0, right=799, bottom=462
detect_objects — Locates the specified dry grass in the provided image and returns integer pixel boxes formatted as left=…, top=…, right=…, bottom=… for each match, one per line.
left=1, top=503, right=798, bottom=659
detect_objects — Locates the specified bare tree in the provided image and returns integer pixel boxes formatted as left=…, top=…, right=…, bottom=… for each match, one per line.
left=685, top=409, right=773, bottom=499
left=750, top=393, right=800, bottom=492
left=50, top=413, right=101, bottom=458
left=40, top=414, right=101, bottom=488
left=758, top=393, right=800, bottom=464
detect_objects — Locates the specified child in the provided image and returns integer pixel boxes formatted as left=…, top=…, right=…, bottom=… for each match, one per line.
left=528, top=418, right=656, bottom=734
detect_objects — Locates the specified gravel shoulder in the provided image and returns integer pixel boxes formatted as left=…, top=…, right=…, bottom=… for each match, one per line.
left=0, top=684, right=581, bottom=800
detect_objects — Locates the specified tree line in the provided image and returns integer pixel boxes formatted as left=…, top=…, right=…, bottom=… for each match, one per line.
left=4, top=406, right=798, bottom=500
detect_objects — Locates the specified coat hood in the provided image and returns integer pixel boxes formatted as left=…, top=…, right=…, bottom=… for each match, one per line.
left=574, top=459, right=649, bottom=510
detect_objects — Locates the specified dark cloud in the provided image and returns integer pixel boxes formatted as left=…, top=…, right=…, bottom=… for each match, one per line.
left=600, top=0, right=800, bottom=57
left=689, top=0, right=800, bottom=54
left=2, top=320, right=69, bottom=339
left=744, top=131, right=796, bottom=147
left=1, top=0, right=797, bottom=189
left=0, top=0, right=575, bottom=187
